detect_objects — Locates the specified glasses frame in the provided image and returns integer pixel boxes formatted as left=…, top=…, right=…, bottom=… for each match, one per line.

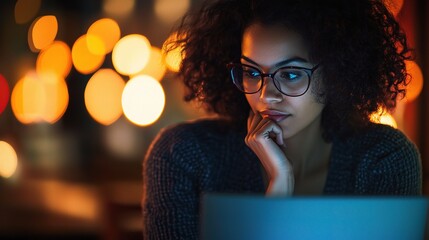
left=227, top=63, right=320, bottom=97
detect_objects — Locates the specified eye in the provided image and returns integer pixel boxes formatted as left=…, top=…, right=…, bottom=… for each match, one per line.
left=242, top=66, right=261, bottom=79
left=277, top=69, right=304, bottom=82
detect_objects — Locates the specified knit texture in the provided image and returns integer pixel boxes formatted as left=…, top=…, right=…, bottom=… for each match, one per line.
left=142, top=118, right=422, bottom=240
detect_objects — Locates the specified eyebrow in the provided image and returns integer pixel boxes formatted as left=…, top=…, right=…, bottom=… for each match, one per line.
left=241, top=55, right=309, bottom=68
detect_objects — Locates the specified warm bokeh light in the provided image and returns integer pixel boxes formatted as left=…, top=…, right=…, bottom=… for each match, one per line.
left=122, top=75, right=165, bottom=126
left=40, top=73, right=69, bottom=123
left=154, top=0, right=190, bottom=23
left=11, top=72, right=69, bottom=124
left=0, top=74, right=10, bottom=115
left=370, top=108, right=398, bottom=128
left=85, top=69, right=125, bottom=125
left=15, top=0, right=41, bottom=24
left=87, top=18, right=121, bottom=55
left=40, top=180, right=100, bottom=220
left=36, top=41, right=72, bottom=78
left=0, top=141, right=18, bottom=178
left=163, top=32, right=184, bottom=72
left=132, top=47, right=166, bottom=81
left=404, top=60, right=423, bottom=102
left=72, top=35, right=105, bottom=75
left=103, top=0, right=135, bottom=17
left=384, top=0, right=404, bottom=17
left=112, top=34, right=151, bottom=76
left=29, top=15, right=58, bottom=52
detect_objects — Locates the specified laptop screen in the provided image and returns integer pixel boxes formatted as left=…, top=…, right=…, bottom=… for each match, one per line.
left=201, top=193, right=428, bottom=240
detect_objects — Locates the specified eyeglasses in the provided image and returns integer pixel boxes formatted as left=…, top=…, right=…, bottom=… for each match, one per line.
left=227, top=63, right=319, bottom=97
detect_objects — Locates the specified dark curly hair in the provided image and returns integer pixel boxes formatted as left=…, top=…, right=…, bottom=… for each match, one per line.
left=165, top=0, right=411, bottom=140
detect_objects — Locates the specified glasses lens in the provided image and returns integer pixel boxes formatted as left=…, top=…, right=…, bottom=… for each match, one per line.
left=231, top=65, right=262, bottom=93
left=274, top=68, right=309, bottom=96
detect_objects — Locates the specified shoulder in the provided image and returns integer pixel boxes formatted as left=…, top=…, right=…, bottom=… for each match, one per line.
left=333, top=123, right=422, bottom=194
left=335, top=123, right=419, bottom=159
left=145, top=118, right=245, bottom=161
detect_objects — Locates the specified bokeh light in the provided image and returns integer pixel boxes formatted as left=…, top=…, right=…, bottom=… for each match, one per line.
left=103, top=0, right=135, bottom=17
left=132, top=47, right=166, bottom=81
left=405, top=60, right=423, bottom=102
left=0, top=141, right=18, bottom=178
left=384, top=0, right=404, bottom=17
left=112, top=34, right=151, bottom=76
left=370, top=108, right=398, bottom=128
left=36, top=41, right=72, bottom=78
left=122, top=75, right=165, bottom=126
left=29, top=15, right=58, bottom=52
left=87, top=18, right=121, bottom=55
left=85, top=69, right=125, bottom=125
left=72, top=35, right=105, bottom=75
left=0, top=74, right=10, bottom=115
left=15, top=0, right=41, bottom=24
left=163, top=32, right=184, bottom=72
left=154, top=0, right=190, bottom=24
left=11, top=72, right=69, bottom=124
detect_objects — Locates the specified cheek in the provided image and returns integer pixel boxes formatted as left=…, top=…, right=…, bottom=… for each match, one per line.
left=245, top=94, right=258, bottom=112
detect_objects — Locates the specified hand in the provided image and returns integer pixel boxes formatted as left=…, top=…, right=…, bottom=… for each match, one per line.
left=245, top=111, right=294, bottom=196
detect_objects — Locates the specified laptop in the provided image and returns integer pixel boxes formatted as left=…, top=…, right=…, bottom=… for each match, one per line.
left=201, top=193, right=428, bottom=240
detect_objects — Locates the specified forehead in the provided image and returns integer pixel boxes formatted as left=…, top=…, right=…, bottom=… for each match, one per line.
left=241, top=23, right=308, bottom=67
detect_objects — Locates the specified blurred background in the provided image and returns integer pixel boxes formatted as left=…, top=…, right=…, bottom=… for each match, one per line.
left=0, top=0, right=427, bottom=239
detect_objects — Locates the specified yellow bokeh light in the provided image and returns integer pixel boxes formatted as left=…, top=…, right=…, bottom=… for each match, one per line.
left=29, top=15, right=58, bottom=52
left=163, top=32, right=184, bottom=72
left=404, top=60, right=423, bottom=102
left=11, top=72, right=69, bottom=124
left=154, top=0, right=190, bottom=23
left=15, top=0, right=41, bottom=24
left=72, top=35, right=105, bottom=75
left=122, top=75, right=165, bottom=126
left=40, top=73, right=69, bottom=123
left=85, top=69, right=125, bottom=125
left=103, top=0, right=135, bottom=17
left=36, top=41, right=72, bottom=78
left=370, top=108, right=397, bottom=128
left=87, top=18, right=121, bottom=55
left=112, top=34, right=151, bottom=76
left=0, top=141, right=18, bottom=178
left=132, top=47, right=166, bottom=81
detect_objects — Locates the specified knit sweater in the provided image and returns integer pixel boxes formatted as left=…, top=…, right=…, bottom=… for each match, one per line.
left=142, top=118, right=422, bottom=240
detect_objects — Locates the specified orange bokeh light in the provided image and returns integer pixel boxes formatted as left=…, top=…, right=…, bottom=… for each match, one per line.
left=0, top=141, right=18, bottom=178
left=132, top=47, right=166, bottom=81
left=404, top=60, right=423, bottom=102
left=163, top=32, right=184, bottom=72
left=87, top=18, right=121, bottom=55
left=84, top=69, right=125, bottom=125
left=15, top=0, right=41, bottom=24
left=72, top=35, right=105, bottom=75
left=29, top=15, right=58, bottom=52
left=11, top=72, right=69, bottom=124
left=36, top=41, right=72, bottom=78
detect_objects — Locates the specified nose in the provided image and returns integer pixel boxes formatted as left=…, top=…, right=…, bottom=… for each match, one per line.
left=259, top=77, right=282, bottom=103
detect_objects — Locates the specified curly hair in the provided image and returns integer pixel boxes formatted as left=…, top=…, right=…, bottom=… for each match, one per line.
left=165, top=0, right=411, bottom=140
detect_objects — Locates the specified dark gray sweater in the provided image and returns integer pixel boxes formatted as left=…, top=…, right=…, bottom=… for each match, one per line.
left=142, top=119, right=422, bottom=240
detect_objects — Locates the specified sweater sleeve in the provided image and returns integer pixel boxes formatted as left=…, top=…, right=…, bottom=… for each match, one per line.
left=142, top=126, right=202, bottom=240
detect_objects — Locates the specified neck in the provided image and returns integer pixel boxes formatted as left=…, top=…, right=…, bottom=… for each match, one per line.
left=283, top=115, right=332, bottom=179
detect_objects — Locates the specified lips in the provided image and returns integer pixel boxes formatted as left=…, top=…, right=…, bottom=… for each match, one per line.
left=259, top=110, right=290, bottom=122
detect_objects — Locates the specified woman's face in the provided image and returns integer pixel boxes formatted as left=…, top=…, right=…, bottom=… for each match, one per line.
left=241, top=23, right=325, bottom=140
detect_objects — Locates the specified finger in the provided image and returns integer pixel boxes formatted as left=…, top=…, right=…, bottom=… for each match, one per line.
left=253, top=118, right=284, bottom=146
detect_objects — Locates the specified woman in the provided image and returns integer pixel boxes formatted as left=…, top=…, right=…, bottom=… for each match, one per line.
left=142, top=0, right=422, bottom=239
